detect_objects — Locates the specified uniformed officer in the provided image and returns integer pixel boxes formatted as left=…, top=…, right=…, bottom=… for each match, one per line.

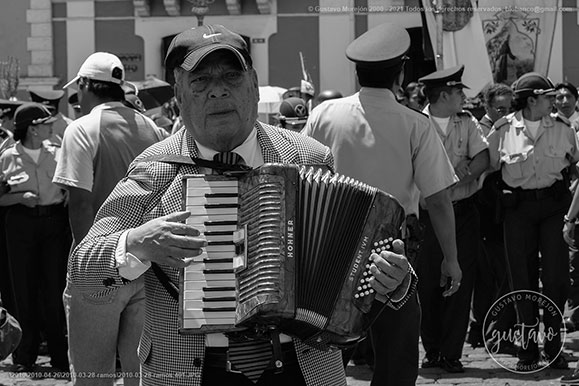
left=303, top=22, right=460, bottom=385
left=29, top=89, right=73, bottom=146
left=67, top=93, right=83, bottom=119
left=0, top=99, right=23, bottom=319
left=417, top=65, right=489, bottom=373
left=0, top=99, right=23, bottom=143
left=277, top=97, right=309, bottom=132
left=488, top=72, right=579, bottom=370
left=467, top=83, right=515, bottom=351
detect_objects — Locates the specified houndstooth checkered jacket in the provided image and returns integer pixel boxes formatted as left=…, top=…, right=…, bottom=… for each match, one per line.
left=69, top=122, right=348, bottom=386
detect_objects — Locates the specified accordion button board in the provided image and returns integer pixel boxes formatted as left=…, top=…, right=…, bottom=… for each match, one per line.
left=178, top=164, right=406, bottom=350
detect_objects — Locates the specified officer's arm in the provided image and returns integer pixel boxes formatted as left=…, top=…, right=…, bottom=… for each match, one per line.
left=456, top=149, right=489, bottom=186
left=423, top=188, right=462, bottom=296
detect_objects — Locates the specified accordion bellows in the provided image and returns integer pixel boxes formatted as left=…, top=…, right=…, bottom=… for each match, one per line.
left=179, top=163, right=405, bottom=350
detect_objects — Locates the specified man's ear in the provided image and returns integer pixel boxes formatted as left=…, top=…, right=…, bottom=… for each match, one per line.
left=173, top=82, right=182, bottom=107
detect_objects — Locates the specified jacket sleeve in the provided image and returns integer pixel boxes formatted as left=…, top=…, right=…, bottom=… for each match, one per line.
left=68, top=159, right=178, bottom=296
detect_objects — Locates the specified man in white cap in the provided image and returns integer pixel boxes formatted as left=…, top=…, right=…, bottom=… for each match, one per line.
left=53, top=52, right=166, bottom=385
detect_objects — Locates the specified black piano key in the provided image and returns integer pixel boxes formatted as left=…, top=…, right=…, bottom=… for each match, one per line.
left=203, top=297, right=237, bottom=302
left=205, top=193, right=238, bottom=198
left=203, top=269, right=235, bottom=274
left=203, top=287, right=236, bottom=292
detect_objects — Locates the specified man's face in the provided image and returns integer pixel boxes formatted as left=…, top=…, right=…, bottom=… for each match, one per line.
left=555, top=88, right=577, bottom=118
left=174, top=50, right=259, bottom=151
left=487, top=94, right=513, bottom=122
left=77, top=79, right=93, bottom=115
left=533, top=94, right=555, bottom=118
left=446, top=87, right=465, bottom=114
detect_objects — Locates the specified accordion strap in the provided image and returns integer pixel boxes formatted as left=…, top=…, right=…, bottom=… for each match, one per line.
left=138, top=154, right=251, bottom=174
left=151, top=263, right=179, bottom=301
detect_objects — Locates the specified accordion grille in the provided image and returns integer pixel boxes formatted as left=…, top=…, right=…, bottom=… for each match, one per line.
left=238, top=183, right=283, bottom=304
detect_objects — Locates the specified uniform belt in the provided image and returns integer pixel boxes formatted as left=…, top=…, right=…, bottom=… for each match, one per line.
left=204, top=342, right=297, bottom=370
left=12, top=203, right=66, bottom=217
left=512, top=182, right=563, bottom=201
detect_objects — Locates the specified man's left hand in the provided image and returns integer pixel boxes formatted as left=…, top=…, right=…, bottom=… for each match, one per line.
left=368, top=239, right=409, bottom=302
left=454, top=159, right=471, bottom=180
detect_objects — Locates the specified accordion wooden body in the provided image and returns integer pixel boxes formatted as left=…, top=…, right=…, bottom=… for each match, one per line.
left=179, top=163, right=405, bottom=349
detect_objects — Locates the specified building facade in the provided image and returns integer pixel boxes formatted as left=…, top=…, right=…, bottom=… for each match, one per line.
left=0, top=0, right=572, bottom=113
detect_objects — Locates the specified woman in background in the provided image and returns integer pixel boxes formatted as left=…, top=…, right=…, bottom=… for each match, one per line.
left=0, top=103, right=71, bottom=372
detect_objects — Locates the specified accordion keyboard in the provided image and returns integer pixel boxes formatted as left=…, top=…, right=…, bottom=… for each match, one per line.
left=181, top=176, right=241, bottom=331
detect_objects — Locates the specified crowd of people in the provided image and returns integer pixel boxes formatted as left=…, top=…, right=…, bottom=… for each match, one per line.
left=1, top=20, right=579, bottom=386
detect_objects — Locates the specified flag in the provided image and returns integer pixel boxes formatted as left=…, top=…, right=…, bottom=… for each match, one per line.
left=477, top=0, right=558, bottom=85
left=423, top=0, right=494, bottom=97
left=299, top=52, right=315, bottom=97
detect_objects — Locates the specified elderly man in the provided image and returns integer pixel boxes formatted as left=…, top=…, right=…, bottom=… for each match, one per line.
left=67, top=25, right=415, bottom=386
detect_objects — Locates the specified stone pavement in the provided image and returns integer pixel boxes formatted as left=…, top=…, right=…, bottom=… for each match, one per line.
left=1, top=332, right=579, bottom=386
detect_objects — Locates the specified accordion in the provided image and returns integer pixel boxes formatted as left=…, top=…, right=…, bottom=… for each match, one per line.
left=179, top=163, right=405, bottom=349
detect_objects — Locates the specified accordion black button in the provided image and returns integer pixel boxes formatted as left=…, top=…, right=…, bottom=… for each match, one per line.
left=193, top=358, right=202, bottom=367
left=103, top=278, right=115, bottom=287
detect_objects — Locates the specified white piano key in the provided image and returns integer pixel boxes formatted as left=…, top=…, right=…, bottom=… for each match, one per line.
left=205, top=245, right=236, bottom=253
left=185, top=214, right=238, bottom=224
left=183, top=309, right=236, bottom=319
left=186, top=196, right=238, bottom=205
left=182, top=318, right=235, bottom=329
left=184, top=281, right=235, bottom=290
left=184, top=271, right=235, bottom=281
left=188, top=206, right=238, bottom=216
left=193, top=223, right=238, bottom=233
left=186, top=261, right=234, bottom=271
left=205, top=234, right=234, bottom=243
left=184, top=300, right=237, bottom=309
left=183, top=290, right=236, bottom=300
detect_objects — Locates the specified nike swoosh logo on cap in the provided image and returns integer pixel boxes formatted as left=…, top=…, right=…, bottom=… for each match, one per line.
left=203, top=33, right=222, bottom=39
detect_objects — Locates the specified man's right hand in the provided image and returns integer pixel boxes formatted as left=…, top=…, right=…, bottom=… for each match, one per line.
left=126, top=211, right=206, bottom=268
left=440, top=259, right=462, bottom=297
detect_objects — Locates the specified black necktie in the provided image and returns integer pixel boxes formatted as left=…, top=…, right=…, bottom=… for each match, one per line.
left=213, top=151, right=244, bottom=166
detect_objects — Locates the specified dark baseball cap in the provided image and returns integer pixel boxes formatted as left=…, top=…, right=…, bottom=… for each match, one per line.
left=13, top=103, right=57, bottom=127
left=512, top=73, right=557, bottom=96
left=165, top=24, right=251, bottom=73
left=279, top=97, right=308, bottom=122
left=346, top=22, right=410, bottom=69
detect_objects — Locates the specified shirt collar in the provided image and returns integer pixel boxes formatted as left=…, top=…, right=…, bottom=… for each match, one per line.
left=90, top=101, right=126, bottom=114
left=512, top=110, right=554, bottom=129
left=195, top=128, right=262, bottom=167
left=359, top=87, right=397, bottom=101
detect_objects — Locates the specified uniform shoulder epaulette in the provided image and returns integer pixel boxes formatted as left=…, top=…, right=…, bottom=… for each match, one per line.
left=405, top=105, right=429, bottom=118
left=554, top=114, right=571, bottom=126
left=457, top=109, right=474, bottom=117
left=493, top=116, right=509, bottom=129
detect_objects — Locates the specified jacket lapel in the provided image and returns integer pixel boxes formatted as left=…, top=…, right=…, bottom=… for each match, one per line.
left=256, top=123, right=298, bottom=164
